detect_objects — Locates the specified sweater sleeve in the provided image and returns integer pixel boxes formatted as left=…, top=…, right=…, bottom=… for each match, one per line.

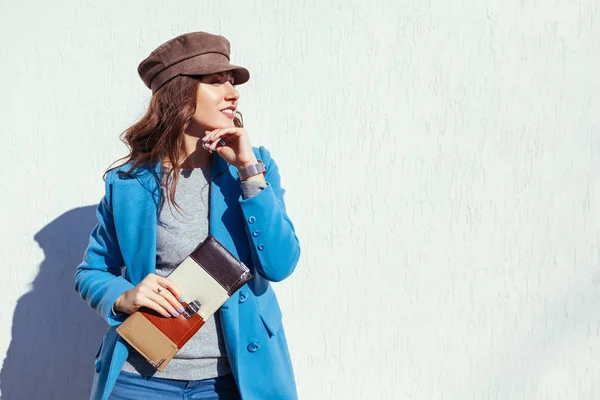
left=240, top=180, right=267, bottom=199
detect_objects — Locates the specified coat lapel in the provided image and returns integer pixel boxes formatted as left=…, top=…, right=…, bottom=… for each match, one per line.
left=209, top=154, right=253, bottom=266
left=112, top=161, right=162, bottom=285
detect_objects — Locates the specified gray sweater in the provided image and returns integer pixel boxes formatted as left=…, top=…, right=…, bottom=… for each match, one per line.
left=120, top=166, right=265, bottom=380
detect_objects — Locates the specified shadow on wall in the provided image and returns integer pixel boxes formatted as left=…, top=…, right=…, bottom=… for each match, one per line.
left=0, top=205, right=107, bottom=400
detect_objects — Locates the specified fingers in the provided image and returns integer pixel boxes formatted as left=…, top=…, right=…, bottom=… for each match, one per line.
left=202, top=129, right=240, bottom=151
left=148, top=291, right=184, bottom=318
left=136, top=274, right=186, bottom=318
left=130, top=289, right=172, bottom=318
left=202, top=127, right=239, bottom=142
left=157, top=277, right=185, bottom=303
left=208, top=134, right=234, bottom=151
left=155, top=282, right=186, bottom=317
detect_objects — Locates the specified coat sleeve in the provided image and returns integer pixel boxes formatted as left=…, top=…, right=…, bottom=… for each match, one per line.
left=237, top=145, right=301, bottom=282
left=74, top=170, right=135, bottom=326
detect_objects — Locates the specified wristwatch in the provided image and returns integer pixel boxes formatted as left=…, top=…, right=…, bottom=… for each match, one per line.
left=238, top=160, right=266, bottom=180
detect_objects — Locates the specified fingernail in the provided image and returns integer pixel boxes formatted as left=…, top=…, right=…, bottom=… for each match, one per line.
left=180, top=296, right=185, bottom=302
left=179, top=306, right=185, bottom=313
left=204, top=142, right=210, bottom=147
left=173, top=311, right=180, bottom=317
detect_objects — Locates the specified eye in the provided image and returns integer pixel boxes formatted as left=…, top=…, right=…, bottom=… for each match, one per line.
left=210, top=75, right=235, bottom=86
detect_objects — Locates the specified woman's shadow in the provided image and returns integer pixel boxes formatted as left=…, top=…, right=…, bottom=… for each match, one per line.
left=1, top=205, right=107, bottom=400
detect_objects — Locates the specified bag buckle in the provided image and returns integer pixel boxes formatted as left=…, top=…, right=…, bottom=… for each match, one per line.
left=182, top=300, right=201, bottom=318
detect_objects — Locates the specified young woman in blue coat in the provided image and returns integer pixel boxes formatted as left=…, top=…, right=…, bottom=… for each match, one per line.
left=74, top=31, right=301, bottom=400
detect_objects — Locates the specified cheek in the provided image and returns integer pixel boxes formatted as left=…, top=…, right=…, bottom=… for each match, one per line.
left=193, top=98, right=219, bottom=122
left=193, top=87, right=232, bottom=128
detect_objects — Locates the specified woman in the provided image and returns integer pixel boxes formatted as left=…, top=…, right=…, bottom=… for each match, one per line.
left=74, top=31, right=301, bottom=400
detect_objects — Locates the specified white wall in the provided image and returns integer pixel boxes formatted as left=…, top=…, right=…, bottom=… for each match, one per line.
left=1, top=0, right=599, bottom=398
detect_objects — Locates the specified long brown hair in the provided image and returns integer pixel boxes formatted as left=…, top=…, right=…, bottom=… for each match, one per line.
left=104, top=74, right=243, bottom=213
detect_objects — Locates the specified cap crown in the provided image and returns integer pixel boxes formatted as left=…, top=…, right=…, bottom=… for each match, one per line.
left=137, top=31, right=234, bottom=91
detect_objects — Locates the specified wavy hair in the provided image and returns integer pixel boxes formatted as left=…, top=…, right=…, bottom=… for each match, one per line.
left=104, top=75, right=243, bottom=214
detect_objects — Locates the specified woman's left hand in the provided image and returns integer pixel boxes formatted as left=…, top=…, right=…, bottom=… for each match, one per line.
left=202, top=127, right=258, bottom=169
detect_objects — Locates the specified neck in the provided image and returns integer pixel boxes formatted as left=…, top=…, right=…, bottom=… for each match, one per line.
left=163, top=131, right=212, bottom=170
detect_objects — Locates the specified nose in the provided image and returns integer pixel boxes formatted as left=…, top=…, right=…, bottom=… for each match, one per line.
left=224, top=81, right=239, bottom=101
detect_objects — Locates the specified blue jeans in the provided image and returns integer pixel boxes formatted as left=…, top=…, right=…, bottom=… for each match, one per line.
left=109, top=370, right=242, bottom=399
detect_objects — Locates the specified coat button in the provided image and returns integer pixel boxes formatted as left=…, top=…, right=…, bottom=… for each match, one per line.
left=247, top=341, right=260, bottom=352
left=94, top=359, right=101, bottom=372
left=257, top=244, right=265, bottom=251
left=239, top=291, right=248, bottom=303
left=248, top=216, right=256, bottom=224
left=252, top=230, right=260, bottom=237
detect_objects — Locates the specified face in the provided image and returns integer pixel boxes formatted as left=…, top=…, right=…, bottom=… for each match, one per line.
left=192, top=70, right=239, bottom=131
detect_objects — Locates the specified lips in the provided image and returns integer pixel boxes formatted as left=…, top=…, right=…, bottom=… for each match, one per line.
left=220, top=108, right=235, bottom=119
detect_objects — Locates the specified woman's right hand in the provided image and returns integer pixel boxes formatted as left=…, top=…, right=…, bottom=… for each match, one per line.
left=113, top=273, right=186, bottom=318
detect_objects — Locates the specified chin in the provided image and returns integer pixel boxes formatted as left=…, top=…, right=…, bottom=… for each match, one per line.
left=205, top=116, right=234, bottom=129
left=216, top=121, right=236, bottom=129
left=208, top=124, right=234, bottom=130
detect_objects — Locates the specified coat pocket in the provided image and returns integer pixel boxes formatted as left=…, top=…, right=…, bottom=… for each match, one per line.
left=256, top=288, right=283, bottom=337
left=95, top=338, right=104, bottom=359
left=93, top=338, right=105, bottom=373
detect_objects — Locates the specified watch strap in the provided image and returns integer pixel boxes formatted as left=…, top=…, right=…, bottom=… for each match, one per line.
left=238, top=160, right=266, bottom=180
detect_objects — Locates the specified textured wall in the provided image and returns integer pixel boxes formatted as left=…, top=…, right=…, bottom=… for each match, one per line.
left=1, top=0, right=599, bottom=399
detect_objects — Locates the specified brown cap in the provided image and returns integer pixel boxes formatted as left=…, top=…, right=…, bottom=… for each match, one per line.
left=137, top=31, right=250, bottom=93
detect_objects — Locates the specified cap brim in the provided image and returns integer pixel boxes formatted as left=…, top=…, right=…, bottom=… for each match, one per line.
left=181, top=63, right=250, bottom=85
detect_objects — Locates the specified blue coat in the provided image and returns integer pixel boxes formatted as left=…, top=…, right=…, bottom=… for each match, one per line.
left=74, top=146, right=301, bottom=400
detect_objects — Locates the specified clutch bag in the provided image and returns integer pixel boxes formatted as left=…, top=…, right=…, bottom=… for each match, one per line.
left=116, top=234, right=252, bottom=371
